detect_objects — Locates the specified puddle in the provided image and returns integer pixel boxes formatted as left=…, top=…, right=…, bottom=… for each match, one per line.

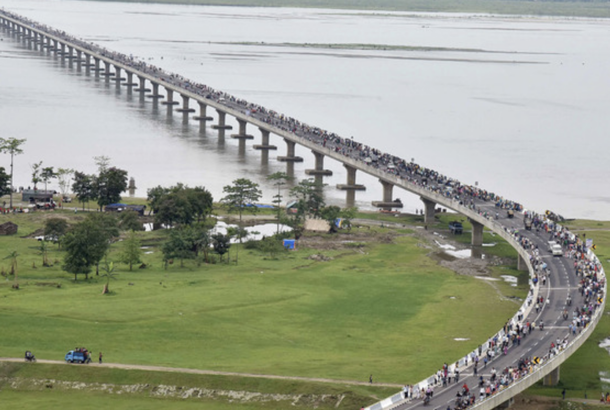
left=212, top=221, right=291, bottom=243
left=474, top=276, right=500, bottom=281
left=482, top=243, right=497, bottom=247
left=454, top=338, right=470, bottom=341
left=500, top=275, right=518, bottom=287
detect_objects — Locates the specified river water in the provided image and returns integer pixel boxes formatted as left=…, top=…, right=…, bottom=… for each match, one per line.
left=1, top=0, right=609, bottom=219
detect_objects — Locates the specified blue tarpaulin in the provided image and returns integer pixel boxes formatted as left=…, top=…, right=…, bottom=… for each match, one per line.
left=283, top=239, right=296, bottom=250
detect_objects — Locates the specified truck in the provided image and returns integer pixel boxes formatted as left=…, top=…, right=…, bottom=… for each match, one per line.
left=524, top=217, right=533, bottom=230
left=65, top=350, right=91, bottom=364
left=449, top=221, right=463, bottom=234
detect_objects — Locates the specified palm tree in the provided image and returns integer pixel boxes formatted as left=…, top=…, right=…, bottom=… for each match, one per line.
left=4, top=251, right=19, bottom=288
left=100, top=260, right=118, bottom=295
left=0, top=138, right=26, bottom=209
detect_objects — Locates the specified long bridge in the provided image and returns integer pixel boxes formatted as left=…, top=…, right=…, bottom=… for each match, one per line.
left=0, top=9, right=605, bottom=410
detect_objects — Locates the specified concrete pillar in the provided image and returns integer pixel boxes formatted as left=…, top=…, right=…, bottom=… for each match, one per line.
left=517, top=255, right=528, bottom=271
left=94, top=57, right=101, bottom=73
left=113, top=65, right=123, bottom=82
left=372, top=180, right=403, bottom=209
left=305, top=151, right=332, bottom=176
left=103, top=61, right=113, bottom=77
left=122, top=71, right=137, bottom=87
left=60, top=43, right=66, bottom=56
left=194, top=101, right=213, bottom=121
left=543, top=366, right=560, bottom=386
left=85, top=54, right=91, bottom=69
left=470, top=219, right=484, bottom=246
left=253, top=128, right=277, bottom=150
left=337, top=164, right=366, bottom=190
left=211, top=110, right=233, bottom=130
left=66, top=46, right=74, bottom=59
left=135, top=76, right=150, bottom=92
left=176, top=94, right=195, bottom=113
left=277, top=138, right=304, bottom=162
left=162, top=88, right=179, bottom=105
left=147, top=82, right=164, bottom=99
left=231, top=119, right=254, bottom=140
left=75, top=50, right=82, bottom=65
left=421, top=197, right=437, bottom=225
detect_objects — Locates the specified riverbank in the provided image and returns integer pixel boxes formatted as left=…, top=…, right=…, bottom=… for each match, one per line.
left=88, top=0, right=610, bottom=18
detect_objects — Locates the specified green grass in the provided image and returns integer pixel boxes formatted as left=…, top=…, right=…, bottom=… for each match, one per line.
left=0, top=209, right=521, bottom=386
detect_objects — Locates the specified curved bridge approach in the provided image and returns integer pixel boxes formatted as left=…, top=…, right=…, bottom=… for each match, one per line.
left=0, top=9, right=605, bottom=410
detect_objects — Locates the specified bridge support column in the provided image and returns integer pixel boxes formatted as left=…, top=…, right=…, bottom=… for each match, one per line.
left=337, top=164, right=366, bottom=190
left=59, top=43, right=66, bottom=57
left=421, top=197, right=437, bottom=225
left=162, top=88, right=179, bottom=105
left=495, top=397, right=515, bottom=409
left=193, top=102, right=213, bottom=122
left=277, top=139, right=303, bottom=162
left=147, top=82, right=164, bottom=99
left=122, top=71, right=137, bottom=87
left=305, top=151, right=332, bottom=177
left=135, top=76, right=150, bottom=92
left=517, top=255, right=528, bottom=271
left=176, top=94, right=195, bottom=113
left=253, top=128, right=277, bottom=150
left=113, top=65, right=124, bottom=83
left=66, top=46, right=74, bottom=59
left=372, top=180, right=403, bottom=209
left=231, top=119, right=254, bottom=140
left=103, top=61, right=114, bottom=79
left=93, top=57, right=101, bottom=74
left=543, top=366, right=560, bottom=386
left=211, top=110, right=233, bottom=130
left=469, top=219, right=484, bottom=246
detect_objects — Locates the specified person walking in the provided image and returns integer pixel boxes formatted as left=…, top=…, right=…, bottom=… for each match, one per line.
left=99, top=352, right=103, bottom=364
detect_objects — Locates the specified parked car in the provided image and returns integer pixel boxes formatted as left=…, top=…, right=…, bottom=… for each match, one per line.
left=448, top=221, right=463, bottom=234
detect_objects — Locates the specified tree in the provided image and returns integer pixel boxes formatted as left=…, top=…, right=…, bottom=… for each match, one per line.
left=44, top=218, right=69, bottom=249
left=100, top=260, right=118, bottom=294
left=62, top=214, right=117, bottom=280
left=0, top=167, right=11, bottom=198
left=5, top=251, right=19, bottom=279
left=161, top=224, right=211, bottom=267
left=56, top=168, right=75, bottom=197
left=320, top=205, right=342, bottom=233
left=93, top=167, right=128, bottom=211
left=0, top=137, right=26, bottom=209
left=39, top=241, right=51, bottom=267
left=72, top=171, right=94, bottom=210
left=118, top=210, right=144, bottom=232
left=120, top=231, right=142, bottom=271
left=41, top=166, right=57, bottom=191
left=30, top=161, right=43, bottom=189
left=212, top=233, right=231, bottom=262
left=290, top=178, right=326, bottom=218
left=150, top=185, right=213, bottom=228
left=94, top=155, right=111, bottom=173
left=221, top=178, right=261, bottom=264
left=267, top=172, right=292, bottom=234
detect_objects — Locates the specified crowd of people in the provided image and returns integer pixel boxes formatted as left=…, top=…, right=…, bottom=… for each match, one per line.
left=1, top=10, right=607, bottom=410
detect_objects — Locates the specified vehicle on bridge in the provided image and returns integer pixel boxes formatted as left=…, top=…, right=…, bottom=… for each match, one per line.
left=550, top=243, right=563, bottom=257
left=524, top=217, right=533, bottom=230
left=507, top=209, right=515, bottom=218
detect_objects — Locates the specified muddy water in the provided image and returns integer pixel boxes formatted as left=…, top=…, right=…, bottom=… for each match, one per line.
left=0, top=1, right=609, bottom=219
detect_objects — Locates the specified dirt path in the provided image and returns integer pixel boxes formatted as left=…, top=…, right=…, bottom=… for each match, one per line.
left=0, top=357, right=403, bottom=388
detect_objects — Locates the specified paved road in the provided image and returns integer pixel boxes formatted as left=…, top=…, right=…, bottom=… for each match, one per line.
left=390, top=198, right=592, bottom=410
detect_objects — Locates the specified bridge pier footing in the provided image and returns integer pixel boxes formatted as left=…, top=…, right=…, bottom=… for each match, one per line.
left=373, top=179, right=403, bottom=209
left=253, top=128, right=277, bottom=150
left=277, top=139, right=303, bottom=162
left=337, top=164, right=365, bottom=190
left=305, top=151, right=332, bottom=176
left=494, top=397, right=515, bottom=409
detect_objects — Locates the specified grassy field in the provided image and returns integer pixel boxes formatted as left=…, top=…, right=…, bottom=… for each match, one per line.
left=88, top=0, right=610, bottom=18
left=1, top=203, right=609, bottom=407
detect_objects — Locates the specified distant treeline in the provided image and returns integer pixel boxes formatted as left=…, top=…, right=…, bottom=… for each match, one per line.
left=88, top=0, right=610, bottom=18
